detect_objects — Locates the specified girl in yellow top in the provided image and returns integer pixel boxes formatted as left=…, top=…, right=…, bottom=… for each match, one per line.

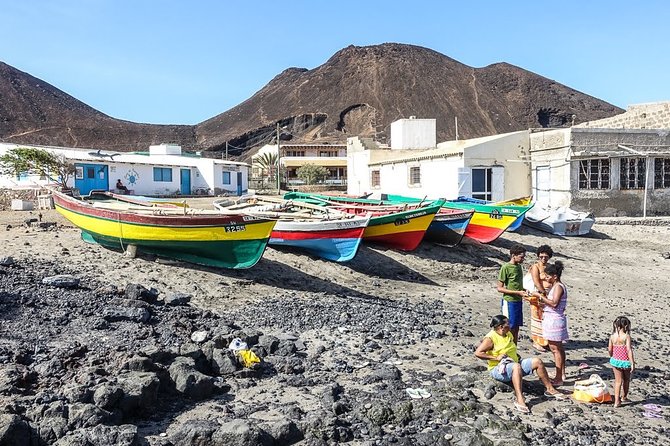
left=475, top=315, right=565, bottom=413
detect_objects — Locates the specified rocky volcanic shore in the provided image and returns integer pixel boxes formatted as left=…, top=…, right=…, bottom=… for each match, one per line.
left=1, top=209, right=669, bottom=445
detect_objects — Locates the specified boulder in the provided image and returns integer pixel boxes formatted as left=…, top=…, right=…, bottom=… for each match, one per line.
left=124, top=283, right=158, bottom=303
left=0, top=414, right=32, bottom=446
left=211, top=349, right=238, bottom=376
left=168, top=357, right=216, bottom=400
left=102, top=307, right=150, bottom=323
left=212, top=419, right=273, bottom=446
left=168, top=419, right=219, bottom=446
left=42, top=275, right=80, bottom=288
left=163, top=292, right=192, bottom=306
left=116, top=372, right=160, bottom=417
left=54, top=424, right=138, bottom=446
left=93, top=384, right=124, bottom=410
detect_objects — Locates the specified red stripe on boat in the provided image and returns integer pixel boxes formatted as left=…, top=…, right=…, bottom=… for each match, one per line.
left=272, top=227, right=365, bottom=240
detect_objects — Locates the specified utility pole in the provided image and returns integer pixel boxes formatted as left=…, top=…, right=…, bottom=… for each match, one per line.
left=455, top=116, right=459, bottom=141
left=225, top=142, right=228, bottom=160
left=276, top=123, right=281, bottom=193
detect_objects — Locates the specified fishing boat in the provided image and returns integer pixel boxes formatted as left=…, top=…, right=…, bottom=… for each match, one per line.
left=524, top=205, right=595, bottom=236
left=283, top=192, right=445, bottom=251
left=380, top=194, right=534, bottom=244
left=51, top=190, right=276, bottom=269
left=213, top=195, right=370, bottom=262
left=450, top=196, right=534, bottom=232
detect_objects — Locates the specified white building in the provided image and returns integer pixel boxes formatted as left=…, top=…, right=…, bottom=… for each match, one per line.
left=0, top=143, right=250, bottom=196
left=347, top=118, right=531, bottom=201
left=252, top=143, right=347, bottom=186
left=529, top=102, right=670, bottom=216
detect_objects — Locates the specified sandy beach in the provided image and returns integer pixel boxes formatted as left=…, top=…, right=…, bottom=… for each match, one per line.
left=1, top=204, right=669, bottom=445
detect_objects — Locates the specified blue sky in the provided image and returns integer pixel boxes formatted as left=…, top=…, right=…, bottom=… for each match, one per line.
left=2, top=1, right=668, bottom=125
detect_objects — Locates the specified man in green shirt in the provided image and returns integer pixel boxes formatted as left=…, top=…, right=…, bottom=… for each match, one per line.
left=496, top=244, right=528, bottom=344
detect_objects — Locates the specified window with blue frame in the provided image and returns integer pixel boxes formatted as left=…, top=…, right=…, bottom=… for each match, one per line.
left=153, top=167, right=172, bottom=182
left=222, top=171, right=231, bottom=185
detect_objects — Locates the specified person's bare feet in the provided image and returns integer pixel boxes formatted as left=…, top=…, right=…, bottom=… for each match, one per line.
left=550, top=379, right=563, bottom=387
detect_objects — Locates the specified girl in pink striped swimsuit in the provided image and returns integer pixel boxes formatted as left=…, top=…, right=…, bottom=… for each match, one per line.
left=608, top=316, right=636, bottom=407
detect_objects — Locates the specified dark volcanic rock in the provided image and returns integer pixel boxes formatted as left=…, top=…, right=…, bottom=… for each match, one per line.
left=0, top=414, right=32, bottom=446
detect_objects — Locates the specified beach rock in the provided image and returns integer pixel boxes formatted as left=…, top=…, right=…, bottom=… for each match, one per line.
left=102, top=306, right=150, bottom=323
left=211, top=349, right=239, bottom=375
left=66, top=403, right=119, bottom=429
left=169, top=419, right=219, bottom=446
left=42, top=275, right=80, bottom=288
left=0, top=414, right=32, bottom=446
left=362, top=364, right=401, bottom=384
left=164, top=292, right=192, bottom=306
left=124, top=283, right=159, bottom=303
left=0, top=256, right=14, bottom=266
left=92, top=384, right=124, bottom=410
left=168, top=357, right=216, bottom=400
left=35, top=415, right=69, bottom=444
left=116, top=372, right=160, bottom=417
left=212, top=419, right=274, bottom=446
left=53, top=424, right=138, bottom=446
left=257, top=334, right=280, bottom=354
left=191, top=330, right=209, bottom=343
left=261, top=419, right=303, bottom=444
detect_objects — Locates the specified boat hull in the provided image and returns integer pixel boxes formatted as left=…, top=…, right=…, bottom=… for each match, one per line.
left=380, top=194, right=533, bottom=244
left=524, top=206, right=595, bottom=236
left=283, top=192, right=444, bottom=251
left=269, top=217, right=369, bottom=262
left=53, top=192, right=275, bottom=269
left=425, top=209, right=474, bottom=246
left=363, top=210, right=437, bottom=251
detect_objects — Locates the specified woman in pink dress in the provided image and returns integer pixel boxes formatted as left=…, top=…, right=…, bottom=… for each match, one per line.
left=537, top=261, right=568, bottom=386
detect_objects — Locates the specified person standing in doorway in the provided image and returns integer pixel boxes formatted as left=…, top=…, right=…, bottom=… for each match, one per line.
left=496, top=244, right=528, bottom=344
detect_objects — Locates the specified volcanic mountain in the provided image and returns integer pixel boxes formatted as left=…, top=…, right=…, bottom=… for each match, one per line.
left=0, top=43, right=623, bottom=159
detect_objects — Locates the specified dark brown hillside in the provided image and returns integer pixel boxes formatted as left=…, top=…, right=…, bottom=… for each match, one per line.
left=0, top=43, right=623, bottom=158
left=196, top=44, right=622, bottom=158
left=0, top=62, right=194, bottom=151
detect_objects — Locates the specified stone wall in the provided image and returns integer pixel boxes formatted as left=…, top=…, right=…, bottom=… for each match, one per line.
left=576, top=101, right=670, bottom=130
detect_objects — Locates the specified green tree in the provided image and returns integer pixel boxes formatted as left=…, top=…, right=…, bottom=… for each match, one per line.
left=296, top=164, right=329, bottom=185
left=0, top=147, right=75, bottom=190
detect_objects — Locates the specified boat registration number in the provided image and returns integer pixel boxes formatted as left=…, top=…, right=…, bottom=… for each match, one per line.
left=489, top=210, right=502, bottom=220
left=394, top=218, right=410, bottom=226
left=224, top=224, right=246, bottom=232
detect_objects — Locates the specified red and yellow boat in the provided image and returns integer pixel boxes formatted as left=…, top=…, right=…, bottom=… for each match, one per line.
left=284, top=192, right=444, bottom=251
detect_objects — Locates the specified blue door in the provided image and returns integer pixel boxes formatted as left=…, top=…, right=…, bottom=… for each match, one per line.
left=236, top=172, right=243, bottom=195
left=75, top=163, right=108, bottom=195
left=180, top=169, right=191, bottom=195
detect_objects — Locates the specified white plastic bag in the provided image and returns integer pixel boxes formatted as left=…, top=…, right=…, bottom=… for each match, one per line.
left=228, top=338, right=248, bottom=352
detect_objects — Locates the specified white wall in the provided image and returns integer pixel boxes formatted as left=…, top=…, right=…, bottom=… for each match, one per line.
left=346, top=138, right=372, bottom=195
left=374, top=156, right=464, bottom=199
left=463, top=131, right=531, bottom=200
left=0, top=143, right=249, bottom=196
left=529, top=129, right=573, bottom=207
left=390, top=118, right=436, bottom=150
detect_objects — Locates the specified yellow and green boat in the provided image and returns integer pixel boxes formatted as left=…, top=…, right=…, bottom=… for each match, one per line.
left=52, top=191, right=276, bottom=269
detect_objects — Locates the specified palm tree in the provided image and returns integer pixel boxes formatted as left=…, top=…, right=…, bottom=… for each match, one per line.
left=254, top=152, right=278, bottom=186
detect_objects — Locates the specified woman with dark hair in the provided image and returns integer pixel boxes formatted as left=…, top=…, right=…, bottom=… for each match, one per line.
left=538, top=261, right=569, bottom=385
left=474, top=315, right=565, bottom=413
left=523, top=245, right=554, bottom=351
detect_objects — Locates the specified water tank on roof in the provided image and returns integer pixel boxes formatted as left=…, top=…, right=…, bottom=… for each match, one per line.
left=149, top=143, right=182, bottom=155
